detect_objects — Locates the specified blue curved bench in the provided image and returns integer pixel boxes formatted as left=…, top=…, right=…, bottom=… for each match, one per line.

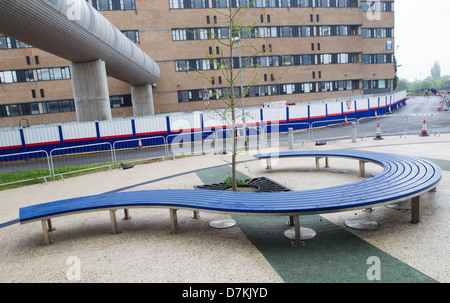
left=19, top=150, right=442, bottom=246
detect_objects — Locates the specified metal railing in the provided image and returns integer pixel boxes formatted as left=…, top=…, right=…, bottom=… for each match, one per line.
left=50, top=142, right=114, bottom=180
left=1, top=112, right=449, bottom=187
left=113, top=136, right=166, bottom=164
left=0, top=150, right=51, bottom=186
left=166, top=130, right=216, bottom=158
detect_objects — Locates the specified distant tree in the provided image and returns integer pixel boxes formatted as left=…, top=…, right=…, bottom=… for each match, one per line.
left=395, top=78, right=409, bottom=92
left=431, top=61, right=441, bottom=80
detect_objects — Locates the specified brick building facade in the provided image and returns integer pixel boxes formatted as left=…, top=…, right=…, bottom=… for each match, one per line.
left=0, top=0, right=395, bottom=127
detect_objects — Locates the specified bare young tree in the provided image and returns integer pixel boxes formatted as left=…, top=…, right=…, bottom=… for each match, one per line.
left=198, top=2, right=261, bottom=191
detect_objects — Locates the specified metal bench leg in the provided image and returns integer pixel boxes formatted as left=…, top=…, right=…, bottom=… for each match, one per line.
left=411, top=196, right=421, bottom=224
left=123, top=209, right=132, bottom=220
left=266, top=159, right=272, bottom=171
left=286, top=216, right=294, bottom=226
left=192, top=210, right=200, bottom=219
left=292, top=216, right=302, bottom=247
left=41, top=220, right=51, bottom=245
left=325, top=157, right=329, bottom=168
left=315, top=157, right=321, bottom=171
left=170, top=209, right=180, bottom=234
left=109, top=210, right=119, bottom=233
left=359, top=160, right=367, bottom=177
left=47, top=219, right=55, bottom=231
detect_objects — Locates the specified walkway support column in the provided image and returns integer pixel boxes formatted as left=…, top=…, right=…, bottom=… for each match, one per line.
left=70, top=59, right=112, bottom=122
left=131, top=84, right=155, bottom=116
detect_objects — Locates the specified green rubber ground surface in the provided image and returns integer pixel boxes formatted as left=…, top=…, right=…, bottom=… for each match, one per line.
left=196, top=165, right=437, bottom=283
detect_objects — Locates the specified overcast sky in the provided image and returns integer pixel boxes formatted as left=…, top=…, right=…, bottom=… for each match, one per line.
left=394, top=0, right=450, bottom=81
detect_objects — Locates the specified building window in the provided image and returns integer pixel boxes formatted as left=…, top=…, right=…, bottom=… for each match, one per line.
left=169, top=0, right=184, bottom=9
left=175, top=60, right=190, bottom=72
left=299, top=0, right=313, bottom=7
left=168, top=0, right=365, bottom=9
left=362, top=28, right=393, bottom=38
left=0, top=71, right=18, bottom=84
left=176, top=79, right=358, bottom=103
left=174, top=52, right=358, bottom=72
left=212, top=0, right=230, bottom=8
left=0, top=36, right=8, bottom=49
left=361, top=1, right=394, bottom=12
left=362, top=53, right=393, bottom=64
left=121, top=30, right=140, bottom=43
left=36, top=67, right=71, bottom=81
left=95, top=0, right=113, bottom=10
left=0, top=67, right=71, bottom=83
left=110, top=95, right=132, bottom=108
left=121, top=0, right=136, bottom=9
left=0, top=100, right=73, bottom=117
left=363, top=79, right=391, bottom=90
left=0, top=95, right=132, bottom=118
left=173, top=24, right=359, bottom=41
left=169, top=0, right=316, bottom=9
left=92, top=0, right=136, bottom=11
left=172, top=29, right=188, bottom=41
left=0, top=35, right=31, bottom=49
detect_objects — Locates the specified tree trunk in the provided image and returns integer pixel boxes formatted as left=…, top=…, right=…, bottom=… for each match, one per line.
left=229, top=8, right=237, bottom=192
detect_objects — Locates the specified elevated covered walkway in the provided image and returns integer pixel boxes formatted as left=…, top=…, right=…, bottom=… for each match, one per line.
left=0, top=0, right=160, bottom=120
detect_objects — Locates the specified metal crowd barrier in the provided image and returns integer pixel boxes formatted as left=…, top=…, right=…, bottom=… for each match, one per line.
left=113, top=136, right=166, bottom=164
left=1, top=112, right=449, bottom=187
left=50, top=142, right=114, bottom=180
left=0, top=150, right=51, bottom=187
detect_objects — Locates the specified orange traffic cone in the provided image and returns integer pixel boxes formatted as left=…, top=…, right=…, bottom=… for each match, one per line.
left=138, top=137, right=143, bottom=149
left=374, top=110, right=378, bottom=118
left=388, top=105, right=392, bottom=114
left=236, top=130, right=241, bottom=139
left=437, top=101, right=442, bottom=111
left=420, top=120, right=429, bottom=137
left=344, top=116, right=348, bottom=125
left=374, top=123, right=384, bottom=140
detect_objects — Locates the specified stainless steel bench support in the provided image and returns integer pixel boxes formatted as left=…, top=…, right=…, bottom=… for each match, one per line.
left=41, top=219, right=51, bottom=245
left=123, top=209, right=132, bottom=220
left=192, top=210, right=200, bottom=219
left=411, top=196, right=422, bottom=224
left=287, top=216, right=294, bottom=226
left=170, top=209, right=180, bottom=234
left=109, top=210, right=119, bottom=233
left=315, top=157, right=329, bottom=171
left=315, top=157, right=320, bottom=171
left=292, top=216, right=301, bottom=246
left=46, top=219, right=55, bottom=231
left=266, top=158, right=272, bottom=171
left=359, top=160, right=367, bottom=177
